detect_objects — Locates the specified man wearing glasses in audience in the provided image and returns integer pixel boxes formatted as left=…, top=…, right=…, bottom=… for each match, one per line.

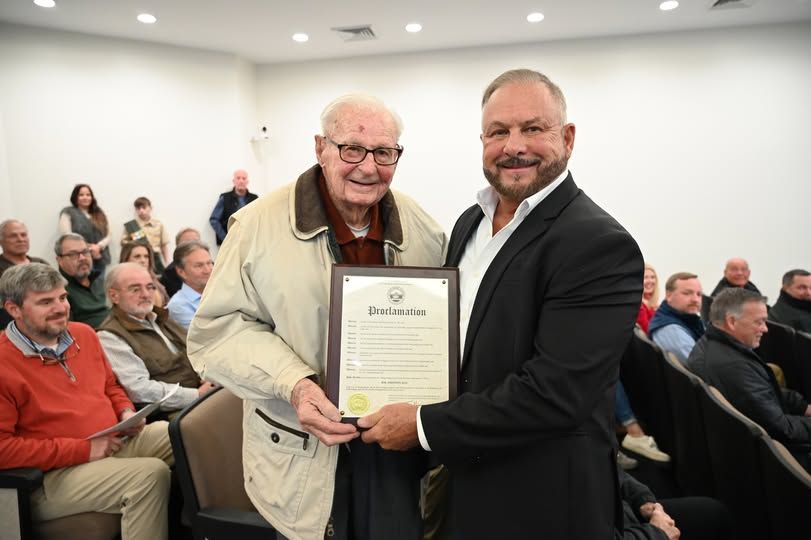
left=188, top=94, right=446, bottom=540
left=55, top=233, right=109, bottom=328
left=0, top=263, right=174, bottom=540
left=98, top=262, right=215, bottom=414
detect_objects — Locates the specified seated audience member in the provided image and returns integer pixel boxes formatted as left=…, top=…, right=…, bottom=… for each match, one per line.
left=617, top=382, right=670, bottom=463
left=120, top=242, right=169, bottom=308
left=688, top=288, right=811, bottom=470
left=209, top=169, right=258, bottom=246
left=619, top=262, right=669, bottom=465
left=55, top=233, right=109, bottom=328
left=0, top=219, right=47, bottom=275
left=167, top=241, right=213, bottom=329
left=0, top=219, right=48, bottom=329
left=98, top=263, right=214, bottom=412
left=618, top=466, right=731, bottom=540
left=637, top=263, right=660, bottom=334
left=160, top=227, right=200, bottom=298
left=710, top=257, right=761, bottom=297
left=121, top=197, right=171, bottom=274
left=649, top=272, right=705, bottom=363
left=769, top=269, right=811, bottom=333
left=0, top=263, right=174, bottom=540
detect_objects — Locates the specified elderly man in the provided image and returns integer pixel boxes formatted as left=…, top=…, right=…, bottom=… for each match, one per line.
left=769, top=269, right=811, bottom=333
left=359, top=70, right=642, bottom=539
left=0, top=263, right=174, bottom=539
left=209, top=169, right=259, bottom=245
left=0, top=219, right=49, bottom=329
left=166, top=240, right=213, bottom=329
left=0, top=219, right=48, bottom=276
left=98, top=263, right=214, bottom=412
left=688, top=288, right=811, bottom=470
left=160, top=227, right=201, bottom=297
left=649, top=272, right=706, bottom=363
left=55, top=233, right=109, bottom=328
left=710, top=257, right=761, bottom=296
left=188, top=94, right=446, bottom=540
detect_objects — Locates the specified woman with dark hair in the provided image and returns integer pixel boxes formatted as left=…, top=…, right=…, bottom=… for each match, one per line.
left=59, top=183, right=111, bottom=276
left=119, top=242, right=169, bottom=308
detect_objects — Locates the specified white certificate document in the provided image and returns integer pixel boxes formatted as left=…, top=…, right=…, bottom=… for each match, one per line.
left=86, top=383, right=180, bottom=439
left=327, top=266, right=459, bottom=421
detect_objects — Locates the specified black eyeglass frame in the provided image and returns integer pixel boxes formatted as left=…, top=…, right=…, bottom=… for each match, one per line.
left=325, top=137, right=404, bottom=166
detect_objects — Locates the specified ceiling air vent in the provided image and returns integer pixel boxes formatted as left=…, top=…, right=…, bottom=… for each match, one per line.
left=331, top=25, right=377, bottom=42
left=709, top=0, right=756, bottom=9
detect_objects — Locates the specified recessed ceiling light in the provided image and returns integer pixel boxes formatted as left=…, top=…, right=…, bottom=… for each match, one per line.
left=659, top=1, right=679, bottom=11
left=405, top=23, right=422, bottom=33
left=527, top=12, right=545, bottom=23
left=137, top=13, right=157, bottom=24
left=33, top=0, right=56, bottom=7
left=292, top=33, right=309, bottom=43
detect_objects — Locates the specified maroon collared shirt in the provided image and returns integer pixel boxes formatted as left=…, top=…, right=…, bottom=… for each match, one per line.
left=318, top=175, right=385, bottom=265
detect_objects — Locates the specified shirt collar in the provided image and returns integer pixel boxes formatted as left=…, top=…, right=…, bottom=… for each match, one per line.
left=318, top=173, right=383, bottom=245
left=475, top=169, right=569, bottom=225
left=180, top=282, right=202, bottom=300
left=6, top=321, right=75, bottom=358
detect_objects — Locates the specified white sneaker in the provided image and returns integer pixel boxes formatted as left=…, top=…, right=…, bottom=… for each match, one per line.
left=621, top=434, right=671, bottom=462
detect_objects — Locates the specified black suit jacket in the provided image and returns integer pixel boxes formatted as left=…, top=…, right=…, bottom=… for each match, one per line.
left=421, top=174, right=643, bottom=539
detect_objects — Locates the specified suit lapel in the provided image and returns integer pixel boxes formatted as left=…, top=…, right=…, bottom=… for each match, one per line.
left=445, top=205, right=485, bottom=267
left=461, top=174, right=581, bottom=366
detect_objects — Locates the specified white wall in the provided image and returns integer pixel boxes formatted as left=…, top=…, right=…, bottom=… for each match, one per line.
left=0, top=23, right=264, bottom=262
left=257, top=22, right=811, bottom=302
left=1, top=21, right=809, bottom=302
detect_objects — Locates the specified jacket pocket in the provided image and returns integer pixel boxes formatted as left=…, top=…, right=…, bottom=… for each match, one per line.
left=254, top=408, right=312, bottom=453
left=244, top=408, right=318, bottom=525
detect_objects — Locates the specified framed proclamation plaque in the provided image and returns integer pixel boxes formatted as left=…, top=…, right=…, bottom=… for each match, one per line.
left=326, top=265, right=460, bottom=423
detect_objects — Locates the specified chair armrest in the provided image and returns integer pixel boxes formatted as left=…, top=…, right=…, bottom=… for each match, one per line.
left=0, top=468, right=43, bottom=492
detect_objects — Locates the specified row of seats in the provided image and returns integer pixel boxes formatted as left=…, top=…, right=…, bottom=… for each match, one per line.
left=755, top=320, right=811, bottom=401
left=621, top=328, right=811, bottom=540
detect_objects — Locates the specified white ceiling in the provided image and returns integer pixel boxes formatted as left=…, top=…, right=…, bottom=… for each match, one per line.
left=1, top=0, right=810, bottom=64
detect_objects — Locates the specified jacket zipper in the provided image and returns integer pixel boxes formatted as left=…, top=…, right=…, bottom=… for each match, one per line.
left=254, top=408, right=310, bottom=450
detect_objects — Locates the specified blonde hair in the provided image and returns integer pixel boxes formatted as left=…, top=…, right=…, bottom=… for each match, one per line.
left=643, top=263, right=660, bottom=308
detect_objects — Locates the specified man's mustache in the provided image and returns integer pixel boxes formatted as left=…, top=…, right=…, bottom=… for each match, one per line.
left=497, top=157, right=540, bottom=168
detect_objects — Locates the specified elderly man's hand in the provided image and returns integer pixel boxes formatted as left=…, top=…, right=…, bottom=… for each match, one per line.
left=291, top=378, right=358, bottom=446
left=357, top=403, right=419, bottom=451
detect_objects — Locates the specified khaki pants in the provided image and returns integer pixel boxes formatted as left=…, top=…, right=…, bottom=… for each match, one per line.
left=30, top=421, right=174, bottom=540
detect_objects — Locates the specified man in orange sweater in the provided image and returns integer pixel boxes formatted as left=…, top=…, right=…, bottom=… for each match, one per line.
left=0, top=263, right=174, bottom=540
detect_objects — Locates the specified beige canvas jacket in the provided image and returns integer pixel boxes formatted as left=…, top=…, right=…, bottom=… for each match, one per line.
left=187, top=165, right=447, bottom=540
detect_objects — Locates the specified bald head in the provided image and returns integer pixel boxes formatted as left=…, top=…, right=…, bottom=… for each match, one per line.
left=233, top=169, right=249, bottom=196
left=724, top=258, right=751, bottom=287
left=319, top=93, right=403, bottom=141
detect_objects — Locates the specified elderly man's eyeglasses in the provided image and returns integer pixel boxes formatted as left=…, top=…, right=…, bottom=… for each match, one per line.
left=59, top=249, right=92, bottom=259
left=325, top=137, right=403, bottom=166
left=117, top=284, right=158, bottom=295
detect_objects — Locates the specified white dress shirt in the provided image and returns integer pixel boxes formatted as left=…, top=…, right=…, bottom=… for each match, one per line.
left=416, top=170, right=570, bottom=451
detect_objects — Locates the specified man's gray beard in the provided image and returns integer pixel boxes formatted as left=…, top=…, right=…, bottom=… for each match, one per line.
left=483, top=155, right=568, bottom=203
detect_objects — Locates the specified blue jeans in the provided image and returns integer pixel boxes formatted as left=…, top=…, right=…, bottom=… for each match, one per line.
left=615, top=381, right=637, bottom=426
